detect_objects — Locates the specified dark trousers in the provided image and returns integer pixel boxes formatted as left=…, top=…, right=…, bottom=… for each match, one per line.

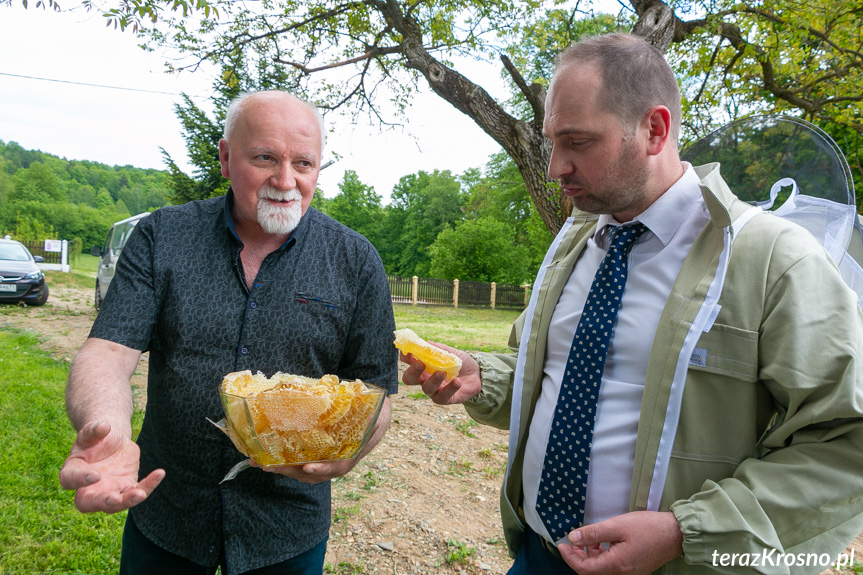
left=507, top=527, right=577, bottom=575
left=120, top=515, right=328, bottom=575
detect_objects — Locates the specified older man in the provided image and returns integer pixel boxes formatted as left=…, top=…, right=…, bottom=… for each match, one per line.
left=60, top=91, right=397, bottom=575
left=402, top=34, right=863, bottom=574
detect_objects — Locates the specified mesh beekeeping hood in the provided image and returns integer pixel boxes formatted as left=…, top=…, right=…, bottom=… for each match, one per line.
left=681, top=115, right=863, bottom=305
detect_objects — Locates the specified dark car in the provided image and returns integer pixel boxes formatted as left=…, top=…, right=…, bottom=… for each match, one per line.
left=0, top=239, right=49, bottom=306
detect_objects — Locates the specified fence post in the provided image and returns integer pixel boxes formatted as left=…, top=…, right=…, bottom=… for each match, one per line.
left=412, top=276, right=418, bottom=306
left=453, top=279, right=459, bottom=308
left=522, top=284, right=531, bottom=308
left=61, top=239, right=69, bottom=273
left=491, top=282, right=497, bottom=310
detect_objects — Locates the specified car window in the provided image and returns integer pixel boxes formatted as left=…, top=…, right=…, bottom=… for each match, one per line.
left=111, top=225, right=125, bottom=251
left=0, top=244, right=31, bottom=262
left=112, top=222, right=137, bottom=252
left=103, top=228, right=115, bottom=255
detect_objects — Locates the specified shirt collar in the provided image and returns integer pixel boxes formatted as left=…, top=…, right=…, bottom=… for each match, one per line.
left=223, top=187, right=310, bottom=251
left=595, top=163, right=701, bottom=247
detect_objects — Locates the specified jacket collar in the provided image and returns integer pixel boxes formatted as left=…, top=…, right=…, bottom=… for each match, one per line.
left=694, top=162, right=751, bottom=230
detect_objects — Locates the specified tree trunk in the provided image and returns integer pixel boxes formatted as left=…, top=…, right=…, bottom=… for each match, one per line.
left=380, top=0, right=672, bottom=236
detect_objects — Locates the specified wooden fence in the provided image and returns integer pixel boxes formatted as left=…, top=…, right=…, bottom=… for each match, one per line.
left=22, top=240, right=62, bottom=264
left=387, top=275, right=531, bottom=310
left=21, top=239, right=69, bottom=271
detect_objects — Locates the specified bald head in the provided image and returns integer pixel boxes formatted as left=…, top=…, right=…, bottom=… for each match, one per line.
left=223, top=91, right=326, bottom=154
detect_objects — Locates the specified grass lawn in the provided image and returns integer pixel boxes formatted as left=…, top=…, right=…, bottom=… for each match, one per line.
left=392, top=304, right=521, bottom=353
left=69, top=253, right=99, bottom=277
left=43, top=270, right=97, bottom=292
left=0, top=328, right=143, bottom=574
left=41, top=254, right=99, bottom=293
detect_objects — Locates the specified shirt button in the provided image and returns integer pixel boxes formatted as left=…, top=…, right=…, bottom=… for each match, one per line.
left=241, top=347, right=248, bottom=355
left=250, top=302, right=257, bottom=309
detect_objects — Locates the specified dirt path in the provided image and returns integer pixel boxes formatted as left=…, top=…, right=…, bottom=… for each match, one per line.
left=3, top=283, right=860, bottom=575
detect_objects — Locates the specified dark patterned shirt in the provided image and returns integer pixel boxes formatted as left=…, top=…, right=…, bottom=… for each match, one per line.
left=90, top=190, right=398, bottom=573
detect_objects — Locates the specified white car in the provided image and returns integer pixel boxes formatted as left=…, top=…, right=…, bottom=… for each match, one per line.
left=91, top=213, right=149, bottom=310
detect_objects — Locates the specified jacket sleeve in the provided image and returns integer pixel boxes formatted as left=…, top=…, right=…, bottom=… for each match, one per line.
left=462, top=310, right=525, bottom=430
left=671, top=237, right=863, bottom=574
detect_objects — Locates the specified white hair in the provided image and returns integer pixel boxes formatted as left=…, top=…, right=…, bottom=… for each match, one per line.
left=223, top=90, right=326, bottom=154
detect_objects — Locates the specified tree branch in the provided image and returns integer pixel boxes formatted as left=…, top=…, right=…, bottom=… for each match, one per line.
left=373, top=0, right=559, bottom=232
left=735, top=7, right=863, bottom=61
left=690, top=38, right=723, bottom=106
left=275, top=46, right=402, bottom=75
left=500, top=54, right=545, bottom=122
left=195, top=2, right=365, bottom=66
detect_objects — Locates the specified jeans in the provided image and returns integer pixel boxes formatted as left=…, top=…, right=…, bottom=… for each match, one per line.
left=120, top=515, right=328, bottom=575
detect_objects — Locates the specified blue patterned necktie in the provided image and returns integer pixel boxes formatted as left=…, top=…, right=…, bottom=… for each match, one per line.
left=536, top=222, right=648, bottom=542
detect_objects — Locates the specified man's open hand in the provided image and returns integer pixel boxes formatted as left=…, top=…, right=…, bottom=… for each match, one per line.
left=59, top=420, right=164, bottom=514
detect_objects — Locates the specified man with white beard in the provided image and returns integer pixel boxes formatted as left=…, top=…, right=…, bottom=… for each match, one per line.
left=59, top=91, right=398, bottom=575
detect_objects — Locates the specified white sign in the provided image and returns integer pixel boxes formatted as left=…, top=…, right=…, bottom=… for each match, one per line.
left=43, top=239, right=62, bottom=253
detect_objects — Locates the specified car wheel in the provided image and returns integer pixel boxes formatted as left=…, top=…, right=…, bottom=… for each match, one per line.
left=26, top=284, right=49, bottom=306
left=94, top=281, right=102, bottom=310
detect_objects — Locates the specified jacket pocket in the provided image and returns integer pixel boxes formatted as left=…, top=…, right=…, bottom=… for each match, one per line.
left=688, top=323, right=758, bottom=382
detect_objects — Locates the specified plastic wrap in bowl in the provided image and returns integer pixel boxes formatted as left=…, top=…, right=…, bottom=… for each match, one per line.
left=216, top=371, right=387, bottom=466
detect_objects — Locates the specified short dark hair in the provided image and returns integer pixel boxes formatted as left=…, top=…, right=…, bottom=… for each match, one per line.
left=556, top=33, right=681, bottom=142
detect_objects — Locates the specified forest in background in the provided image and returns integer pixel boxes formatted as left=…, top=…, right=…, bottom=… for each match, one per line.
left=0, top=140, right=171, bottom=254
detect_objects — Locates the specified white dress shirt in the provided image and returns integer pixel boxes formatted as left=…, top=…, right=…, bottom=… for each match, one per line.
left=522, top=164, right=710, bottom=543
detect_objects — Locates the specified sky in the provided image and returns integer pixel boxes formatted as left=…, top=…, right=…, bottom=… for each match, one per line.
left=0, top=4, right=510, bottom=203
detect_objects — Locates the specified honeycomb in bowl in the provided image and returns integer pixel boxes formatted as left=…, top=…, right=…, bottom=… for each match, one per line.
left=217, top=371, right=386, bottom=466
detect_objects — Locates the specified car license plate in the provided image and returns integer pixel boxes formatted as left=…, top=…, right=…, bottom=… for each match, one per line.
left=0, top=284, right=17, bottom=292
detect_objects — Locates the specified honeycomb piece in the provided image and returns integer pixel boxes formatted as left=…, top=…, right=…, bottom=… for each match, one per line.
left=319, top=393, right=352, bottom=427
left=221, top=370, right=279, bottom=396
left=257, top=385, right=332, bottom=432
left=271, top=372, right=324, bottom=390
left=298, top=428, right=336, bottom=461
left=393, top=328, right=462, bottom=379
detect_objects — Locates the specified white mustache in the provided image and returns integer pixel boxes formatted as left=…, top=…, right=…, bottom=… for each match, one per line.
left=258, top=187, right=302, bottom=202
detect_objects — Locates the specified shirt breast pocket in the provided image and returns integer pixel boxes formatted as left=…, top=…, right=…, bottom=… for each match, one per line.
left=688, top=322, right=759, bottom=383
left=292, top=290, right=350, bottom=335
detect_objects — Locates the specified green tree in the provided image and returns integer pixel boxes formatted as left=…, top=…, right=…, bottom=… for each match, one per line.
left=0, top=200, right=122, bottom=253
left=429, top=217, right=530, bottom=284
left=93, top=188, right=114, bottom=210
left=68, top=184, right=97, bottom=206
left=0, top=141, right=172, bottom=252
left=10, top=161, right=63, bottom=203
left=310, top=188, right=329, bottom=214
left=384, top=170, right=464, bottom=277
left=114, top=198, right=131, bottom=216
left=7, top=214, right=56, bottom=242
left=0, top=161, right=13, bottom=203
left=464, top=151, right=552, bottom=282
left=327, top=170, right=383, bottom=246
left=160, top=93, right=229, bottom=204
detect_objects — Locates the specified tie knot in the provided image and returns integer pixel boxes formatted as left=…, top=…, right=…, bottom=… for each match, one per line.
left=607, top=223, right=647, bottom=254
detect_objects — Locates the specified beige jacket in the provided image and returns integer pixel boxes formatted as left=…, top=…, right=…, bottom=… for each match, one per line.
left=466, top=164, right=863, bottom=574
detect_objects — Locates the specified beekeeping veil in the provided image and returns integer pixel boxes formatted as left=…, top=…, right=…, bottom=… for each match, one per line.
left=682, top=115, right=863, bottom=306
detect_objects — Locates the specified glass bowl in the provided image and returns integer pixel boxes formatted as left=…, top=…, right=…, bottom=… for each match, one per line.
left=217, top=377, right=387, bottom=466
